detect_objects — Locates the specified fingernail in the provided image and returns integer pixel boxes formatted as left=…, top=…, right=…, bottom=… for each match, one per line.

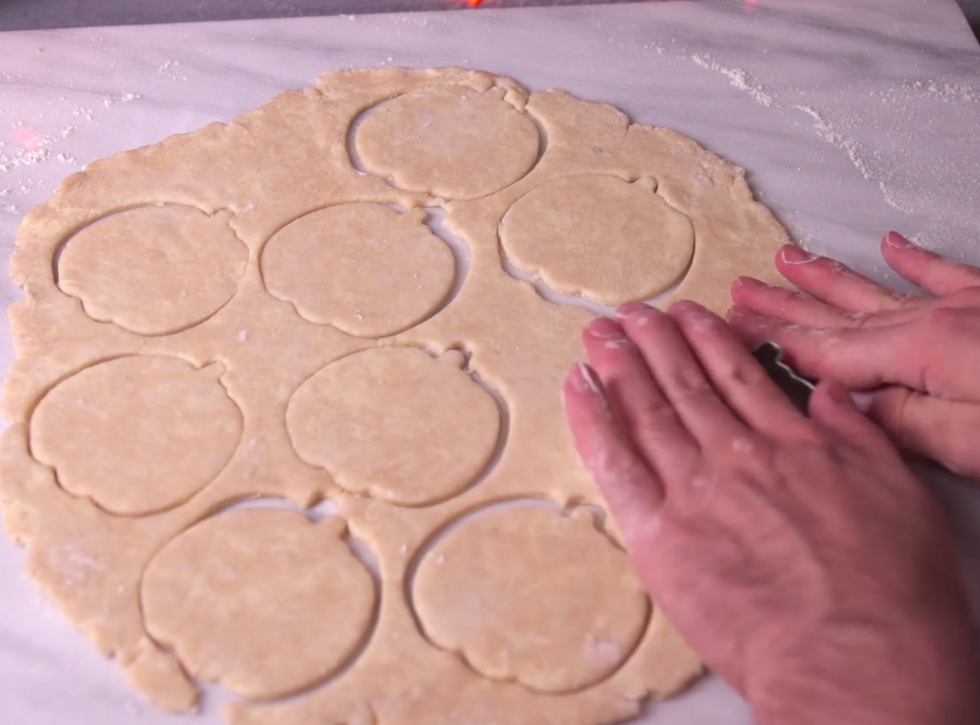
left=578, top=362, right=603, bottom=395
left=849, top=391, right=874, bottom=414
left=615, top=301, right=651, bottom=318
left=735, top=276, right=769, bottom=290
left=779, top=246, right=818, bottom=265
left=669, top=300, right=706, bottom=317
left=884, top=231, right=912, bottom=249
left=585, top=317, right=624, bottom=339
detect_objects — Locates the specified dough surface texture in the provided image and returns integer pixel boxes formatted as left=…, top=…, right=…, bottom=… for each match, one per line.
left=57, top=205, right=248, bottom=335
left=413, top=505, right=649, bottom=694
left=500, top=174, right=695, bottom=304
left=286, top=346, right=500, bottom=506
left=30, top=355, right=242, bottom=515
left=0, top=66, right=789, bottom=725
left=141, top=509, right=376, bottom=700
left=355, top=84, right=541, bottom=200
left=261, top=204, right=455, bottom=337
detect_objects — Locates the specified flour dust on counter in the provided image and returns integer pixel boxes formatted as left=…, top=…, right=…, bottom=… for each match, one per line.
left=0, top=65, right=789, bottom=725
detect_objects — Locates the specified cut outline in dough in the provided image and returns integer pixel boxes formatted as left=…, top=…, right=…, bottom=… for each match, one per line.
left=138, top=502, right=381, bottom=702
left=53, top=203, right=249, bottom=337
left=284, top=344, right=507, bottom=508
left=258, top=202, right=458, bottom=338
left=345, top=81, right=544, bottom=189
left=345, top=98, right=395, bottom=180
left=498, top=172, right=696, bottom=306
left=352, top=84, right=543, bottom=201
left=419, top=205, right=472, bottom=318
left=27, top=354, right=244, bottom=517
left=493, top=171, right=698, bottom=316
left=404, top=498, right=652, bottom=695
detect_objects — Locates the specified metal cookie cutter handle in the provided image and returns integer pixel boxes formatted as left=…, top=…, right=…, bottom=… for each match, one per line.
left=751, top=341, right=817, bottom=416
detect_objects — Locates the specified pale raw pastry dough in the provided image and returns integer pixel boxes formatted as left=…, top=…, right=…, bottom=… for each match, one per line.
left=30, top=355, right=242, bottom=515
left=0, top=66, right=789, bottom=725
left=57, top=205, right=248, bottom=335
left=286, top=346, right=499, bottom=506
left=413, top=505, right=649, bottom=693
left=141, top=508, right=376, bottom=700
left=261, top=204, right=455, bottom=338
left=355, top=84, right=540, bottom=200
left=500, top=174, right=695, bottom=304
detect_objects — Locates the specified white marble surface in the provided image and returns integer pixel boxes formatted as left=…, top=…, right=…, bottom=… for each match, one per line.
left=1, top=1, right=979, bottom=723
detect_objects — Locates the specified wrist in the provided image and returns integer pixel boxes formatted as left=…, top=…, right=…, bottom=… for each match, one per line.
left=745, top=618, right=980, bottom=725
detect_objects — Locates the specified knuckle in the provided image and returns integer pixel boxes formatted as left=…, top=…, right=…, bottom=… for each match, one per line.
left=668, top=367, right=714, bottom=403
left=632, top=395, right=679, bottom=431
left=720, top=358, right=768, bottom=388
left=923, top=307, right=969, bottom=337
left=727, top=435, right=771, bottom=461
left=888, top=290, right=916, bottom=306
left=826, top=259, right=853, bottom=279
left=789, top=424, right=831, bottom=449
left=846, top=311, right=875, bottom=329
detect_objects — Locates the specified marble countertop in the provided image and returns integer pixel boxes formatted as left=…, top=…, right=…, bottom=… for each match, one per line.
left=1, top=1, right=979, bottom=723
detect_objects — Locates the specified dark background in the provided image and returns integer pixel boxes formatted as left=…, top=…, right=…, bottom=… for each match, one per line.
left=0, top=0, right=977, bottom=42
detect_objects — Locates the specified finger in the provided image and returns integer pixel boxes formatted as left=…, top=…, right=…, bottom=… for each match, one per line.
left=581, top=318, right=699, bottom=480
left=775, top=244, right=920, bottom=313
left=667, top=300, right=814, bottom=441
left=562, top=364, right=666, bottom=540
left=729, top=287, right=938, bottom=334
left=882, top=232, right=980, bottom=297
left=869, top=386, right=980, bottom=480
left=726, top=306, right=980, bottom=395
left=807, top=380, right=895, bottom=454
left=726, top=307, right=905, bottom=389
left=731, top=276, right=852, bottom=327
left=617, top=302, right=748, bottom=448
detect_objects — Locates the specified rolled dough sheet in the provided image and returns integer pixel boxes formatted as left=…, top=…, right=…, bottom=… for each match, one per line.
left=0, top=66, right=788, bottom=725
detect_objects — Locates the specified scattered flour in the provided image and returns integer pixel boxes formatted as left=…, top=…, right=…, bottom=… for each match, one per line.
left=102, top=92, right=141, bottom=107
left=157, top=60, right=189, bottom=81
left=794, top=105, right=875, bottom=182
left=0, top=124, right=78, bottom=173
left=909, top=79, right=980, bottom=104
left=690, top=53, right=774, bottom=107
left=793, top=78, right=979, bottom=259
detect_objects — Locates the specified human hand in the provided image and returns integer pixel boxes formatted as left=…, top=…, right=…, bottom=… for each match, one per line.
left=729, top=232, right=980, bottom=480
left=562, top=301, right=980, bottom=725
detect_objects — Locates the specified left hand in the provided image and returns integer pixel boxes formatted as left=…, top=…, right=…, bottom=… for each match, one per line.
left=727, top=232, right=980, bottom=480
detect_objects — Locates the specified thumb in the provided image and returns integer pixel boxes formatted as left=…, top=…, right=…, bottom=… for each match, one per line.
left=869, top=387, right=980, bottom=480
left=808, top=380, right=893, bottom=452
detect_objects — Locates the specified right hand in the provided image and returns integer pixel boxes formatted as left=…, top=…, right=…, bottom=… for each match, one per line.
left=728, top=232, right=980, bottom=480
left=563, top=301, right=980, bottom=725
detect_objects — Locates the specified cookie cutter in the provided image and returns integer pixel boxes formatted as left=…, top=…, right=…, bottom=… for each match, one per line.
left=751, top=341, right=817, bottom=415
